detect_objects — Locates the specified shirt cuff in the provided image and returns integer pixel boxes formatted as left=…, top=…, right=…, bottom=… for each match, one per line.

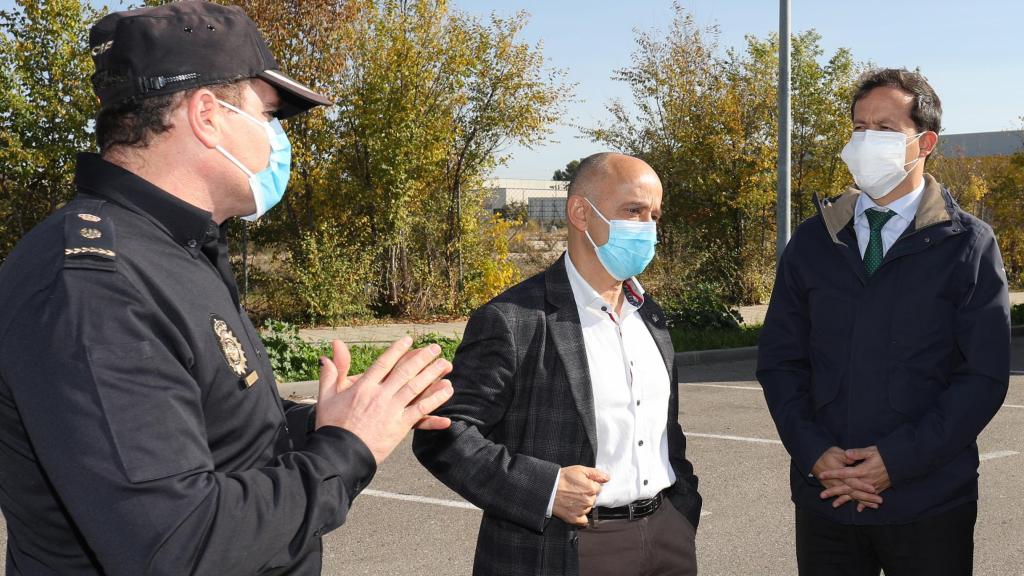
left=545, top=469, right=560, bottom=518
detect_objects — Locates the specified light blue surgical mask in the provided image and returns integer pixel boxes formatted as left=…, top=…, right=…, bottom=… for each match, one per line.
left=215, top=99, right=292, bottom=221
left=584, top=198, right=658, bottom=281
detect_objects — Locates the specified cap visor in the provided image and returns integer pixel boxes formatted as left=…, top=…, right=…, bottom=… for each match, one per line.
left=257, top=69, right=332, bottom=119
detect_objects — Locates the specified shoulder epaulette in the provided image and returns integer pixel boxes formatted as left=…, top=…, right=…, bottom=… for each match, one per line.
left=64, top=200, right=116, bottom=272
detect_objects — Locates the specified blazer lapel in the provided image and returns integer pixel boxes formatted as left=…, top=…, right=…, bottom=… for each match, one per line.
left=639, top=300, right=674, bottom=378
left=545, top=254, right=598, bottom=455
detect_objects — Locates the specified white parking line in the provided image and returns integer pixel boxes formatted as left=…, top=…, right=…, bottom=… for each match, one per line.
left=687, top=432, right=783, bottom=445
left=363, top=489, right=714, bottom=517
left=1002, top=404, right=1024, bottom=409
left=680, top=383, right=762, bottom=391
left=979, top=450, right=1019, bottom=461
left=362, top=489, right=480, bottom=511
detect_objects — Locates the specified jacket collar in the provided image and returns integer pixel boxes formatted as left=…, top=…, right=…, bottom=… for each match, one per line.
left=815, top=174, right=959, bottom=245
left=74, top=153, right=219, bottom=257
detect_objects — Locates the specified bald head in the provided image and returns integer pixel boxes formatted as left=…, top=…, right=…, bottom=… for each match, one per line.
left=568, top=152, right=660, bottom=201
left=565, top=152, right=663, bottom=263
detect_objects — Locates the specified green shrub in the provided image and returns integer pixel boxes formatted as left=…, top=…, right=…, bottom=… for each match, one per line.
left=661, top=282, right=744, bottom=331
left=670, top=325, right=762, bottom=352
left=1012, top=303, right=1024, bottom=325
left=261, top=321, right=462, bottom=383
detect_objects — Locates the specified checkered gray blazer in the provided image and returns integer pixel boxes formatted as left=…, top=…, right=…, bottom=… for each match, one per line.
left=413, top=255, right=702, bottom=576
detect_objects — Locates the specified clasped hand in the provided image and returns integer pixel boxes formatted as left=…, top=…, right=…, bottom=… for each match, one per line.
left=812, top=446, right=891, bottom=512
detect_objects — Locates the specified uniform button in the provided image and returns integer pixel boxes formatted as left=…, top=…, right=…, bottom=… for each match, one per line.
left=636, top=400, right=641, bottom=406
left=924, top=237, right=931, bottom=243
left=572, top=535, right=579, bottom=546
left=314, top=528, right=322, bottom=537
left=187, top=239, right=198, bottom=248
left=601, top=306, right=607, bottom=312
left=643, top=479, right=648, bottom=486
left=638, top=440, right=644, bottom=446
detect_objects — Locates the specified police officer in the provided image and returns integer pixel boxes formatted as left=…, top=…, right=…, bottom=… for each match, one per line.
left=0, top=2, right=454, bottom=574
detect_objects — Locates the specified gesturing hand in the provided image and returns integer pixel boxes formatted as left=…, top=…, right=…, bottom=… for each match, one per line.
left=552, top=466, right=610, bottom=527
left=818, top=446, right=891, bottom=512
left=314, top=336, right=454, bottom=464
left=812, top=446, right=883, bottom=510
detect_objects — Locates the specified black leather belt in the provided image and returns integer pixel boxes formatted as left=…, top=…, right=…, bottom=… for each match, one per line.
left=588, top=491, right=663, bottom=522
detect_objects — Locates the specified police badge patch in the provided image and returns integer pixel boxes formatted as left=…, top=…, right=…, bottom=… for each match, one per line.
left=210, top=315, right=248, bottom=376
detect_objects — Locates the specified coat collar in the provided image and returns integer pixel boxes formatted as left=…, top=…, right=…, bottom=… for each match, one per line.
left=815, top=174, right=959, bottom=245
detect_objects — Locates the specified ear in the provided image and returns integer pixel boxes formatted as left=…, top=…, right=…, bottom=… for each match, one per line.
left=566, top=194, right=590, bottom=233
left=918, top=131, right=939, bottom=159
left=186, top=88, right=225, bottom=149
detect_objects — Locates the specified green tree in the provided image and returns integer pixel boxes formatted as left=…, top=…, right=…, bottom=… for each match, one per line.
left=0, top=0, right=102, bottom=260
left=328, top=0, right=568, bottom=316
left=584, top=3, right=860, bottom=305
left=553, top=158, right=581, bottom=181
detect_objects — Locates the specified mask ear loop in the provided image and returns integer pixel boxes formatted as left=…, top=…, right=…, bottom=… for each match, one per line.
left=582, top=197, right=611, bottom=249
left=213, top=99, right=273, bottom=177
left=903, top=131, right=930, bottom=170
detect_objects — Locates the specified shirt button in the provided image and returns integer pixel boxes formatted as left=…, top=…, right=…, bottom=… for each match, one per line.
left=636, top=400, right=641, bottom=406
left=638, top=440, right=644, bottom=446
left=601, top=306, right=607, bottom=312
left=643, top=479, right=649, bottom=486
left=187, top=239, right=198, bottom=248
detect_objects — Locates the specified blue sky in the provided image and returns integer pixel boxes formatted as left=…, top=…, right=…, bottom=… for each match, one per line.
left=3, top=0, right=1022, bottom=179
left=448, top=0, right=1024, bottom=178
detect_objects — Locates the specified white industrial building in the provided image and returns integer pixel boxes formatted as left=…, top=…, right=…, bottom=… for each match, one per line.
left=481, top=178, right=569, bottom=222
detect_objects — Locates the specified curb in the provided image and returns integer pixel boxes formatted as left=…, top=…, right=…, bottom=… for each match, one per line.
left=279, top=380, right=319, bottom=398
left=675, top=346, right=759, bottom=366
left=279, top=329, right=1022, bottom=395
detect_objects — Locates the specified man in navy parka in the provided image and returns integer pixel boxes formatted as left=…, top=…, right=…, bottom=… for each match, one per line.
left=757, top=68, right=1010, bottom=576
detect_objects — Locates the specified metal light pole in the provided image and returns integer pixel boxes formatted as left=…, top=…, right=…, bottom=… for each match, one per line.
left=776, top=0, right=791, bottom=261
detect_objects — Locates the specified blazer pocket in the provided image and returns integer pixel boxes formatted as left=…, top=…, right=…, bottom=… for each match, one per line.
left=87, top=340, right=209, bottom=483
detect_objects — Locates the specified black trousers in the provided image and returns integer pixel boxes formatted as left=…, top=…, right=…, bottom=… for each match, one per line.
left=795, top=502, right=977, bottom=576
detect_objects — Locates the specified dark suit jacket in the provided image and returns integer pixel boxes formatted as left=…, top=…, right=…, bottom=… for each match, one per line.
left=414, top=255, right=701, bottom=576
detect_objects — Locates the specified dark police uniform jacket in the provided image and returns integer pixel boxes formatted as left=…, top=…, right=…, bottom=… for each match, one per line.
left=0, top=154, right=376, bottom=575
left=757, top=174, right=1010, bottom=526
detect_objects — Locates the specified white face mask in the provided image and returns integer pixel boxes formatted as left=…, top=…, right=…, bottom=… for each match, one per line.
left=840, top=130, right=925, bottom=199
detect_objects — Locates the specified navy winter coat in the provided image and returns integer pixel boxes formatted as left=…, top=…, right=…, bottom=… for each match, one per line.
left=757, top=174, right=1010, bottom=525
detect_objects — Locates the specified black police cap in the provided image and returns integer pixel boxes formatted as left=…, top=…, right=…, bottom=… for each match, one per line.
left=89, top=1, right=331, bottom=119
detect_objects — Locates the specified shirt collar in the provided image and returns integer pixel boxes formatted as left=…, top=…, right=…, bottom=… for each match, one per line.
left=74, top=153, right=219, bottom=257
left=855, top=178, right=926, bottom=224
left=564, top=252, right=645, bottom=316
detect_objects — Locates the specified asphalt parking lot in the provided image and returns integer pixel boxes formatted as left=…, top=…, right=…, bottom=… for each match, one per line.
left=2, top=340, right=1022, bottom=575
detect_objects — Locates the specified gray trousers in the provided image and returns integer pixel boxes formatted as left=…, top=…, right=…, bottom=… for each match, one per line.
left=579, top=500, right=698, bottom=576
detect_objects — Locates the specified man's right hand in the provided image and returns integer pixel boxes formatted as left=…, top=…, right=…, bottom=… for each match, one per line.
left=315, top=336, right=454, bottom=464
left=552, top=466, right=610, bottom=526
left=812, top=446, right=882, bottom=509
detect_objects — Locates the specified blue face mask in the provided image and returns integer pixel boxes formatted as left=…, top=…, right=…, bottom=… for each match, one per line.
left=214, top=99, right=292, bottom=221
left=584, top=198, right=658, bottom=281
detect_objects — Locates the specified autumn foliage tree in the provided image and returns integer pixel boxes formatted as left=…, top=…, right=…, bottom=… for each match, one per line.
left=585, top=4, right=860, bottom=306
left=0, top=0, right=101, bottom=258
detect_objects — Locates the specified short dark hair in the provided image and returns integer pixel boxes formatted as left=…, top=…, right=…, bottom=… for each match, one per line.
left=850, top=68, right=942, bottom=134
left=94, top=80, right=247, bottom=153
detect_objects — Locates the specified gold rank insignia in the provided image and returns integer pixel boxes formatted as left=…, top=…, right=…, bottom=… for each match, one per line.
left=78, top=213, right=102, bottom=222
left=79, top=227, right=103, bottom=239
left=211, top=315, right=248, bottom=376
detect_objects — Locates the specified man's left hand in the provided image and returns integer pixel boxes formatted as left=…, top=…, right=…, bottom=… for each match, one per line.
left=818, top=446, right=891, bottom=512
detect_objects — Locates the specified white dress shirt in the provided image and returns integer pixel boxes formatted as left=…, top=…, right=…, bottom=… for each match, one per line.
left=854, top=179, right=925, bottom=258
left=546, top=253, right=676, bottom=514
